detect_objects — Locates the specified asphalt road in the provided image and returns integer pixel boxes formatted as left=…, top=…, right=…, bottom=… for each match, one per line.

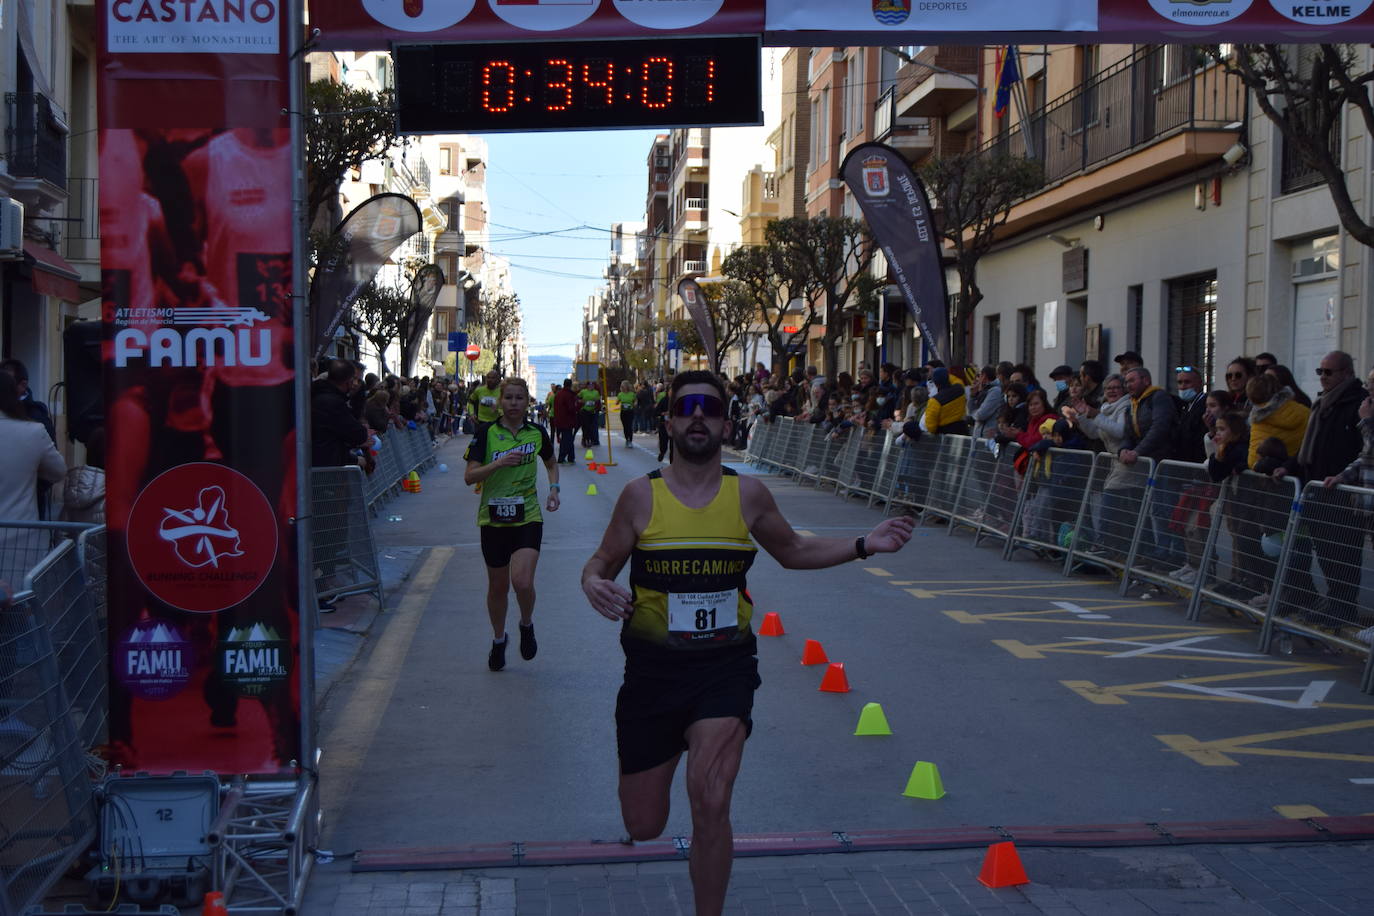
left=316, top=433, right=1374, bottom=858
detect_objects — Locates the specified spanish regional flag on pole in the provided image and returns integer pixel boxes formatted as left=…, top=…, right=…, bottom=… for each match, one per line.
left=994, top=46, right=1021, bottom=119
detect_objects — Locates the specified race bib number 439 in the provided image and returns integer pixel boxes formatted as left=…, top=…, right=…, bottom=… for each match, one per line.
left=668, top=589, right=736, bottom=641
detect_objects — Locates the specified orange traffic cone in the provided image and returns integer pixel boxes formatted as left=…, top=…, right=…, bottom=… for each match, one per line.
left=757, top=612, right=785, bottom=636
left=818, top=662, right=850, bottom=693
left=800, top=639, right=828, bottom=665
left=597, top=464, right=608, bottom=475
left=202, top=890, right=229, bottom=916
left=587, top=462, right=598, bottom=471
left=977, top=842, right=1030, bottom=888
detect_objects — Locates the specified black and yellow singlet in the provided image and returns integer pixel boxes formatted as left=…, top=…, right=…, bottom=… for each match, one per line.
left=625, top=468, right=757, bottom=657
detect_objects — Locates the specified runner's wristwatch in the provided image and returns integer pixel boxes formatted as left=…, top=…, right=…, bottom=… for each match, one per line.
left=855, top=536, right=870, bottom=560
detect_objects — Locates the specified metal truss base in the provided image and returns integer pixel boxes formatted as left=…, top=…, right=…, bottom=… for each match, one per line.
left=211, top=777, right=317, bottom=915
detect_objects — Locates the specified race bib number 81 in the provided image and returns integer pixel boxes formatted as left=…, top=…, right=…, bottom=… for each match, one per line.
left=668, top=589, right=736, bottom=640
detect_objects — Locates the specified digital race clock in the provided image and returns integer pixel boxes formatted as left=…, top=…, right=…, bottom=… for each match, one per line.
left=394, top=37, right=762, bottom=133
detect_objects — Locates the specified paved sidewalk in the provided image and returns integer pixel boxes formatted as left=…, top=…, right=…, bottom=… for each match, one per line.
left=302, top=842, right=1374, bottom=914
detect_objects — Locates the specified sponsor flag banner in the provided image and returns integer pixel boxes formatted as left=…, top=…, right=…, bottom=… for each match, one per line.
left=994, top=46, right=1020, bottom=119
left=840, top=142, right=948, bottom=363
left=310, top=193, right=422, bottom=361
left=766, top=1, right=1374, bottom=39
left=98, top=1, right=299, bottom=776
left=308, top=0, right=765, bottom=51
left=677, top=276, right=719, bottom=375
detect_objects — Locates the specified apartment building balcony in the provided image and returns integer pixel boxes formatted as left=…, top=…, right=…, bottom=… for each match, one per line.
left=683, top=259, right=707, bottom=274
left=677, top=197, right=708, bottom=232
left=873, top=88, right=935, bottom=164
left=982, top=44, right=1245, bottom=238
left=894, top=47, right=980, bottom=119
left=1279, top=101, right=1340, bottom=195
left=5, top=91, right=68, bottom=210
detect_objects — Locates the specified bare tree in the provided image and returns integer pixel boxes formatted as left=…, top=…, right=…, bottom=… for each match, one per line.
left=1214, top=44, right=1374, bottom=247
left=920, top=151, right=1044, bottom=365
left=767, top=217, right=881, bottom=377
left=305, top=79, right=403, bottom=233
left=347, top=280, right=408, bottom=376
left=695, top=280, right=757, bottom=376
left=602, top=285, right=639, bottom=370
left=475, top=291, right=523, bottom=375
left=721, top=242, right=817, bottom=374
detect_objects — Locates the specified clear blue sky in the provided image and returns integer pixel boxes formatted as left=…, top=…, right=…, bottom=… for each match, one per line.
left=483, top=130, right=662, bottom=359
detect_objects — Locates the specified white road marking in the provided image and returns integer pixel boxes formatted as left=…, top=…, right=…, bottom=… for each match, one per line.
left=1161, top=680, right=1336, bottom=709
left=1063, top=635, right=1267, bottom=659
left=1054, top=601, right=1112, bottom=620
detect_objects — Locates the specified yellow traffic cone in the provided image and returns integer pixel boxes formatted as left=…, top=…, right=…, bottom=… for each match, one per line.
left=902, top=762, right=945, bottom=799
left=586, top=483, right=598, bottom=495
left=585, top=449, right=595, bottom=461
left=854, top=702, right=892, bottom=736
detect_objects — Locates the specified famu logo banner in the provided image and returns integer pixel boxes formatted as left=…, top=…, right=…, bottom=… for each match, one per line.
left=219, top=622, right=291, bottom=695
left=107, top=0, right=280, bottom=53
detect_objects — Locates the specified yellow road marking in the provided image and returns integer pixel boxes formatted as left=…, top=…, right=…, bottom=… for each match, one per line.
left=905, top=588, right=936, bottom=599
left=889, top=581, right=1114, bottom=596
left=865, top=567, right=892, bottom=577
left=1158, top=719, right=1374, bottom=767
left=995, top=639, right=1046, bottom=659
left=1275, top=805, right=1328, bottom=819
left=945, top=611, right=983, bottom=624
left=319, top=547, right=452, bottom=841
left=1058, top=664, right=1374, bottom=709
left=1062, top=680, right=1130, bottom=705
left=796, top=529, right=815, bottom=537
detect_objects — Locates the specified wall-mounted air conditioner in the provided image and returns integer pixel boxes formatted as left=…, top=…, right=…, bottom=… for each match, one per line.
left=0, top=197, right=24, bottom=260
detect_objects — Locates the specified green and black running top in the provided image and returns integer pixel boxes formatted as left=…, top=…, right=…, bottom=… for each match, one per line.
left=463, top=420, right=553, bottom=527
left=625, top=468, right=757, bottom=656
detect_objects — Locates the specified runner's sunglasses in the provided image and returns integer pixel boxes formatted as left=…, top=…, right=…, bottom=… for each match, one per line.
left=672, top=393, right=725, bottom=418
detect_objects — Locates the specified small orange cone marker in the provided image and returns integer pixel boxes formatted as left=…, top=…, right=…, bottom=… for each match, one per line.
left=597, top=464, right=608, bottom=475
left=977, top=842, right=1030, bottom=888
left=853, top=702, right=892, bottom=735
left=901, top=761, right=946, bottom=799
left=202, top=891, right=229, bottom=916
left=800, top=639, right=828, bottom=665
left=586, top=484, right=598, bottom=495
left=757, top=612, right=785, bottom=636
left=818, top=662, right=850, bottom=692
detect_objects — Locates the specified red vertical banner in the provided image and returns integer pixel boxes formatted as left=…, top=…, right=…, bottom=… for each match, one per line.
left=97, top=2, right=299, bottom=775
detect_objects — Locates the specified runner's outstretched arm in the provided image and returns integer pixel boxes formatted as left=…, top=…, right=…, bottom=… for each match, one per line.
left=581, top=477, right=650, bottom=620
left=741, top=476, right=915, bottom=569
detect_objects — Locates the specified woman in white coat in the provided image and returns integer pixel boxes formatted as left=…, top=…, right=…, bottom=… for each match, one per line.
left=0, top=369, right=67, bottom=585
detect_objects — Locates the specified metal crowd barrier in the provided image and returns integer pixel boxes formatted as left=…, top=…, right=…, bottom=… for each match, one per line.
left=362, top=425, right=440, bottom=511
left=0, top=523, right=104, bottom=916
left=310, top=467, right=383, bottom=608
left=742, top=432, right=1374, bottom=692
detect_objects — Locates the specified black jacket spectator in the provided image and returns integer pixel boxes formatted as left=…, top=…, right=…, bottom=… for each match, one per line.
left=311, top=378, right=370, bottom=467
left=1124, top=387, right=1178, bottom=460
left=1294, top=376, right=1367, bottom=481
left=1174, top=393, right=1210, bottom=463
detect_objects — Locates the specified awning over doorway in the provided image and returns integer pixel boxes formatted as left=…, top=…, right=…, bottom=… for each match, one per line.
left=23, top=240, right=82, bottom=304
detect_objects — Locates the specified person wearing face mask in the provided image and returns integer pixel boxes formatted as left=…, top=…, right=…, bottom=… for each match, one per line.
left=1048, top=365, right=1077, bottom=414
left=922, top=367, right=970, bottom=435
left=1172, top=366, right=1210, bottom=463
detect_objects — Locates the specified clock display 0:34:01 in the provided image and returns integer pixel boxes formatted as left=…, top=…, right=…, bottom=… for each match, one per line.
left=441, top=54, right=720, bottom=114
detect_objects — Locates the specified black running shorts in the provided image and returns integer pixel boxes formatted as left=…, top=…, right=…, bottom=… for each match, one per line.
left=615, top=651, right=761, bottom=775
left=479, top=522, right=543, bottom=568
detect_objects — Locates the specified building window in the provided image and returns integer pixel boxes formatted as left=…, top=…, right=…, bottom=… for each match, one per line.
left=985, top=315, right=1001, bottom=365
left=1019, top=306, right=1037, bottom=371
left=1167, top=272, right=1218, bottom=388
left=440, top=147, right=452, bottom=175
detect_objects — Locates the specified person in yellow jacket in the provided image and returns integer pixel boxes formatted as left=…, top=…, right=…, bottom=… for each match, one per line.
left=1245, top=373, right=1310, bottom=469
left=922, top=367, right=970, bottom=435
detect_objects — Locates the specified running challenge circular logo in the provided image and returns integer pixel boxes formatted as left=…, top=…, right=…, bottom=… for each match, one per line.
left=612, top=0, right=723, bottom=29
left=1147, top=0, right=1254, bottom=25
left=1271, top=0, right=1372, bottom=23
left=361, top=0, right=477, bottom=31
left=127, top=463, right=278, bottom=614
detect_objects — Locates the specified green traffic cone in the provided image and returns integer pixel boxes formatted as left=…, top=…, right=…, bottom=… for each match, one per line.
left=854, top=702, right=892, bottom=736
left=585, top=448, right=595, bottom=461
left=902, top=761, right=945, bottom=799
left=586, top=483, right=598, bottom=495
